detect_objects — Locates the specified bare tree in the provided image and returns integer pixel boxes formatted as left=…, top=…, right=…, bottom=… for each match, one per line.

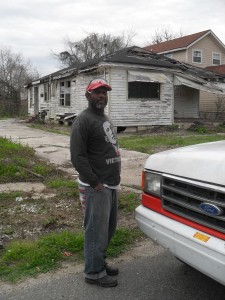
left=0, top=47, right=39, bottom=116
left=150, top=28, right=183, bottom=44
left=53, top=31, right=136, bottom=67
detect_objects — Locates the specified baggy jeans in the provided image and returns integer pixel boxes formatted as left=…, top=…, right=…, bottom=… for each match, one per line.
left=78, top=184, right=118, bottom=279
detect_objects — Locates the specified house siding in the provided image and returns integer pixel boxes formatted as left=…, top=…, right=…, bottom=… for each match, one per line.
left=169, top=50, right=187, bottom=63
left=187, top=35, right=225, bottom=68
left=108, top=68, right=173, bottom=126
left=154, top=32, right=225, bottom=120
left=199, top=91, right=220, bottom=119
left=28, top=87, right=34, bottom=115
left=73, top=72, right=110, bottom=116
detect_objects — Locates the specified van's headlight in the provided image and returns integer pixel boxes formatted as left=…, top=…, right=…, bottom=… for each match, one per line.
left=143, top=171, right=161, bottom=197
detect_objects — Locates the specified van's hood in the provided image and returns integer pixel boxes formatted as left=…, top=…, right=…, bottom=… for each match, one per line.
left=145, top=140, right=225, bottom=186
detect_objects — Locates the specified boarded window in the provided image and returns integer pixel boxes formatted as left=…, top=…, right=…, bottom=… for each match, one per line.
left=128, top=81, right=160, bottom=99
left=127, top=71, right=166, bottom=100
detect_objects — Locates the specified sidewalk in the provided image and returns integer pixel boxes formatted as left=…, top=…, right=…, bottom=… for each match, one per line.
left=0, top=118, right=148, bottom=188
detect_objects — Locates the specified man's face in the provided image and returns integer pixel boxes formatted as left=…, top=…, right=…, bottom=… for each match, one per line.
left=86, top=87, right=108, bottom=111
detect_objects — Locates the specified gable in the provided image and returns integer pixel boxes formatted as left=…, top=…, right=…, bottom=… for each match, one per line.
left=144, top=30, right=225, bottom=55
left=144, top=30, right=210, bottom=53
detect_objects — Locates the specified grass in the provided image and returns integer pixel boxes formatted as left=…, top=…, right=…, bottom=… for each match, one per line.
left=118, top=192, right=141, bottom=212
left=28, top=123, right=71, bottom=136
left=0, top=231, right=83, bottom=282
left=0, top=136, right=58, bottom=183
left=0, top=136, right=143, bottom=283
left=0, top=228, right=142, bottom=282
left=45, top=178, right=79, bottom=197
left=118, top=133, right=225, bottom=154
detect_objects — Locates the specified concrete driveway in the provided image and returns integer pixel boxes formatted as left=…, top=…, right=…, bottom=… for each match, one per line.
left=0, top=118, right=148, bottom=187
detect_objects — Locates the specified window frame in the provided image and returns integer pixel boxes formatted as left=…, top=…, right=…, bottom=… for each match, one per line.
left=212, top=52, right=221, bottom=65
left=59, top=80, right=71, bottom=106
left=44, top=83, right=49, bottom=102
left=128, top=81, right=161, bottom=100
left=192, top=49, right=202, bottom=64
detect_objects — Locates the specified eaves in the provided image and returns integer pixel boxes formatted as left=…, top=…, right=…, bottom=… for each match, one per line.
left=158, top=47, right=188, bottom=54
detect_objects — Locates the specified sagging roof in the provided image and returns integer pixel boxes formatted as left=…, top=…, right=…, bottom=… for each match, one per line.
left=78, top=46, right=222, bottom=82
left=78, top=46, right=182, bottom=70
left=28, top=46, right=224, bottom=87
left=143, top=30, right=225, bottom=54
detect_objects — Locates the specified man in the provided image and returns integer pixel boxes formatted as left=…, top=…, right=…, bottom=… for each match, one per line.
left=70, top=79, right=121, bottom=287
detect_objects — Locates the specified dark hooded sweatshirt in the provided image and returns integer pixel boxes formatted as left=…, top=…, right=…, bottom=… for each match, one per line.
left=70, top=107, right=121, bottom=188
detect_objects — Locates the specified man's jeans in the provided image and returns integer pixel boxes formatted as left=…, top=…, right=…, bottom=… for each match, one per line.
left=79, top=184, right=118, bottom=279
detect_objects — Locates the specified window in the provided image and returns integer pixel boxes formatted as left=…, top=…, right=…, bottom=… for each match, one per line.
left=59, top=80, right=71, bottom=106
left=193, top=50, right=202, bottom=63
left=65, top=94, right=71, bottom=106
left=128, top=82, right=160, bottom=99
left=44, top=83, right=49, bottom=102
left=127, top=71, right=167, bottom=100
left=212, top=52, right=221, bottom=65
left=60, top=94, right=65, bottom=106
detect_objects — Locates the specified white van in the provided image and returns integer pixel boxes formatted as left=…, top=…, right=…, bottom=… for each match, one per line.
left=135, top=141, right=225, bottom=286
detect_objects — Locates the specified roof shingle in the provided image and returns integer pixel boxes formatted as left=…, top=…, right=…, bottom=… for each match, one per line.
left=144, top=30, right=211, bottom=53
left=205, top=64, right=225, bottom=76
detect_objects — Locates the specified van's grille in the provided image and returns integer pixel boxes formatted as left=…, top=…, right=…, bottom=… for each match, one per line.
left=162, top=176, right=225, bottom=233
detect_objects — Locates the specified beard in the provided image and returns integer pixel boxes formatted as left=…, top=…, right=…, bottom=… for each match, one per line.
left=89, top=99, right=107, bottom=112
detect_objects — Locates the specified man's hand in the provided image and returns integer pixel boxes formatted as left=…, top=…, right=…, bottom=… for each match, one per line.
left=94, top=183, right=104, bottom=190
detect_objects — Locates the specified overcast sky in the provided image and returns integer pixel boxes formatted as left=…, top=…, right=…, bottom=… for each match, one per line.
left=1, top=0, right=225, bottom=77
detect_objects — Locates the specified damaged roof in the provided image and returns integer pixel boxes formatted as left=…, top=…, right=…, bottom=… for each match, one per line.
left=31, top=45, right=224, bottom=85
left=78, top=46, right=223, bottom=82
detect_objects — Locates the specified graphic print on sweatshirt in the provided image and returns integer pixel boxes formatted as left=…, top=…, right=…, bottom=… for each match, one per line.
left=103, top=121, right=121, bottom=163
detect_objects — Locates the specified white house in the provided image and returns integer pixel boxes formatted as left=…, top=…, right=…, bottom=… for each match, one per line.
left=26, top=46, right=225, bottom=129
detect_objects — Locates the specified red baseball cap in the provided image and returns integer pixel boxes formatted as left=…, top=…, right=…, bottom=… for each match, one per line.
left=86, top=79, right=112, bottom=92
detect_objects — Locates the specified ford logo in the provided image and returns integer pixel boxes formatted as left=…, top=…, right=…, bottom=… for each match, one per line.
left=199, top=202, right=223, bottom=216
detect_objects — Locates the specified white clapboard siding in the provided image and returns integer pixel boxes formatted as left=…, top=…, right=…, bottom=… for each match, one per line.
left=108, top=68, right=173, bottom=126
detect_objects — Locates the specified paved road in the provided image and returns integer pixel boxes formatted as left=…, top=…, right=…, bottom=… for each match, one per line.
left=1, top=251, right=225, bottom=300
left=0, top=119, right=225, bottom=299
